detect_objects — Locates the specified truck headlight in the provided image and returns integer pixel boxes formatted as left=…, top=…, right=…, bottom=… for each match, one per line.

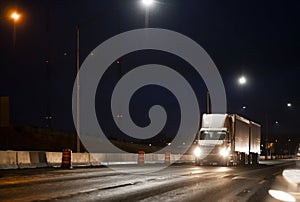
left=220, top=148, right=229, bottom=157
left=194, top=146, right=201, bottom=157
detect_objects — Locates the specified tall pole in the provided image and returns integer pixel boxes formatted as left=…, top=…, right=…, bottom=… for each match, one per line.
left=206, top=91, right=210, bottom=114
left=73, top=4, right=118, bottom=152
left=11, top=11, right=20, bottom=47
left=145, top=7, right=149, bottom=28
left=76, top=25, right=80, bottom=153
left=265, top=113, right=269, bottom=160
left=13, top=21, right=16, bottom=47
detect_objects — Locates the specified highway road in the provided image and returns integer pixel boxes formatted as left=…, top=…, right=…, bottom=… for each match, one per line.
left=0, top=159, right=299, bottom=202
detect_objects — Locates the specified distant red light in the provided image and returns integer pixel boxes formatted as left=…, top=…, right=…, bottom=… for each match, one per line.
left=45, top=115, right=53, bottom=120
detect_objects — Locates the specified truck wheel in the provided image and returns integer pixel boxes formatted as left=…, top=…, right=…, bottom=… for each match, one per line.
left=221, top=159, right=228, bottom=166
left=195, top=157, right=200, bottom=166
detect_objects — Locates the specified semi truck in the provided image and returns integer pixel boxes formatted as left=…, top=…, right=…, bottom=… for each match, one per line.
left=194, top=114, right=261, bottom=166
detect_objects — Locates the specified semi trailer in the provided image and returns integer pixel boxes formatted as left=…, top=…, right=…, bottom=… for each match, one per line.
left=194, top=114, right=261, bottom=166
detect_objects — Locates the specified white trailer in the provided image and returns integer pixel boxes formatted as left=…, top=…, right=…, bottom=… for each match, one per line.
left=194, top=114, right=261, bottom=166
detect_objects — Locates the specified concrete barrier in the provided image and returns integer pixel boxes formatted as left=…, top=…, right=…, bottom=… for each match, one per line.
left=170, top=154, right=181, bottom=163
left=178, top=154, right=194, bottom=163
left=145, top=154, right=165, bottom=164
left=90, top=153, right=138, bottom=165
left=89, top=153, right=105, bottom=166
left=0, top=151, right=18, bottom=169
left=46, top=152, right=62, bottom=167
left=72, top=153, right=90, bottom=166
left=104, top=153, right=137, bottom=165
left=90, top=153, right=192, bottom=165
left=0, top=151, right=196, bottom=170
left=17, top=151, right=31, bottom=168
left=27, top=151, right=48, bottom=168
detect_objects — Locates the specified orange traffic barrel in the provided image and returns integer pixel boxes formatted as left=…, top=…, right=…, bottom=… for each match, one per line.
left=61, top=149, right=72, bottom=168
left=165, top=152, right=171, bottom=164
left=138, top=151, right=145, bottom=165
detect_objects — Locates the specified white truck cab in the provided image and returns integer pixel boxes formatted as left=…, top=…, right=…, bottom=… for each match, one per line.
left=194, top=114, right=261, bottom=166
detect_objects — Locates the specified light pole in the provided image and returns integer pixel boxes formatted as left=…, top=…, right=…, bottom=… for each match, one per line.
left=75, top=6, right=115, bottom=153
left=206, top=91, right=210, bottom=114
left=76, top=25, right=80, bottom=153
left=10, top=11, right=21, bottom=47
left=237, top=75, right=247, bottom=114
left=75, top=2, right=158, bottom=152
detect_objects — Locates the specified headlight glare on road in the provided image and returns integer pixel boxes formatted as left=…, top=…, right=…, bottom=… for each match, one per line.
left=268, top=190, right=296, bottom=202
left=194, top=146, right=201, bottom=157
left=282, top=169, right=300, bottom=185
left=220, top=148, right=229, bottom=157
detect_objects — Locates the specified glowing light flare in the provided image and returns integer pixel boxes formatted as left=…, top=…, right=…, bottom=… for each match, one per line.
left=268, top=190, right=296, bottom=202
left=141, top=0, right=154, bottom=7
left=220, top=147, right=230, bottom=157
left=45, top=116, right=52, bottom=120
left=194, top=146, right=201, bottom=157
left=116, top=114, right=123, bottom=118
left=11, top=12, right=20, bottom=21
left=238, top=76, right=247, bottom=85
left=282, top=169, right=300, bottom=185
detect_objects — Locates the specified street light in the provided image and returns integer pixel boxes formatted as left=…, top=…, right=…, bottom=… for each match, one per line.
left=237, top=76, right=247, bottom=115
left=10, top=11, right=21, bottom=47
left=141, top=0, right=154, bottom=27
left=11, top=12, right=20, bottom=21
left=238, top=76, right=247, bottom=85
left=141, top=0, right=154, bottom=7
left=287, top=103, right=292, bottom=108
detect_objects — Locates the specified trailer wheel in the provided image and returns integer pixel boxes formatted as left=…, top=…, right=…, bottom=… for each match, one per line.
left=252, top=153, right=259, bottom=165
left=240, top=153, right=246, bottom=165
left=231, top=153, right=238, bottom=166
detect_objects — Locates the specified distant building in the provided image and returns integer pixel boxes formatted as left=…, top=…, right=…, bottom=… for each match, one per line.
left=0, top=96, right=9, bottom=127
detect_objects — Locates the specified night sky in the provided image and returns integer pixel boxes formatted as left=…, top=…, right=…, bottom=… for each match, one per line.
left=0, top=0, right=299, bottom=144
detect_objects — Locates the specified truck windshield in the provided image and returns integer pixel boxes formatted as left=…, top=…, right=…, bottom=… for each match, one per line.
left=200, top=131, right=226, bottom=140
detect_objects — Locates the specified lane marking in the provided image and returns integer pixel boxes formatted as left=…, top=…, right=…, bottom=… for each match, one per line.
left=273, top=171, right=281, bottom=176
left=258, top=180, right=266, bottom=184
